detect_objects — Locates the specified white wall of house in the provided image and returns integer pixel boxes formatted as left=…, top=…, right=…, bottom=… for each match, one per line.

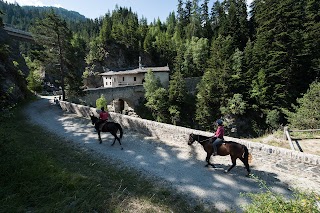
left=115, top=74, right=144, bottom=86
left=101, top=70, right=169, bottom=88
left=102, top=74, right=145, bottom=87
left=102, top=76, right=117, bottom=87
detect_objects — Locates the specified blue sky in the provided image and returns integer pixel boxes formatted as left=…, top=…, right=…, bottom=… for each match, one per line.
left=5, top=0, right=252, bottom=23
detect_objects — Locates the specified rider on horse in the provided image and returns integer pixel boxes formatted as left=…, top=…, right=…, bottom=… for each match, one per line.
left=212, top=119, right=225, bottom=155
left=98, top=107, right=109, bottom=131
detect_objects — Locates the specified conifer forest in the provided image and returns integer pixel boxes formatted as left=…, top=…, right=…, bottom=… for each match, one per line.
left=0, top=0, right=319, bottom=136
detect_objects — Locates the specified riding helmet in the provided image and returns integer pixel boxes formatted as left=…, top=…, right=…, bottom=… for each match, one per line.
left=216, top=119, right=223, bottom=125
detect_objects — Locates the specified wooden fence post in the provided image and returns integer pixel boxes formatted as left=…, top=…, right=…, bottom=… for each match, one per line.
left=284, top=126, right=295, bottom=150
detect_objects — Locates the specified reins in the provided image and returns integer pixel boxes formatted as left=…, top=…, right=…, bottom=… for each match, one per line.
left=191, top=134, right=211, bottom=143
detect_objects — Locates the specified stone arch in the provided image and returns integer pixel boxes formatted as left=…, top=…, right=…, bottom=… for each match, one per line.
left=83, top=85, right=145, bottom=112
left=112, top=98, right=136, bottom=114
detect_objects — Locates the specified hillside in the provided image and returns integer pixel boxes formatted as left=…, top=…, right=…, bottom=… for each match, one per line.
left=0, top=25, right=30, bottom=110
left=0, top=1, right=87, bottom=30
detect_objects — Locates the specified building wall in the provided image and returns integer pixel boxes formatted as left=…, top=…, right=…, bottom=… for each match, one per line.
left=82, top=85, right=145, bottom=108
left=102, top=71, right=169, bottom=88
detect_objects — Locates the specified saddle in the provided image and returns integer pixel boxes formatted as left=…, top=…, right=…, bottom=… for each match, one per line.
left=99, top=120, right=108, bottom=131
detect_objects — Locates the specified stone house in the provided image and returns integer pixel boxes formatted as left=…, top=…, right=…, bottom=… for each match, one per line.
left=100, top=62, right=170, bottom=88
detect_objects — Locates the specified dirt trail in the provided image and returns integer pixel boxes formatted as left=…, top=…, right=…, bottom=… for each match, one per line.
left=24, top=97, right=320, bottom=212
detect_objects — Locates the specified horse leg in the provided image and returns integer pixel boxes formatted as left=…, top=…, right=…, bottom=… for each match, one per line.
left=98, top=131, right=102, bottom=144
left=117, top=136, right=123, bottom=150
left=111, top=137, right=116, bottom=146
left=205, top=153, right=215, bottom=168
left=225, top=156, right=237, bottom=173
left=239, top=157, right=251, bottom=177
left=111, top=133, right=123, bottom=150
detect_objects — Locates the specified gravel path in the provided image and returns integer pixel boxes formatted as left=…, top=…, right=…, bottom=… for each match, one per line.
left=25, top=97, right=320, bottom=212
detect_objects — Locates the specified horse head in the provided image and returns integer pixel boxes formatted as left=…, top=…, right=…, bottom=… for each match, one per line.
left=89, top=112, right=98, bottom=125
left=188, top=133, right=195, bottom=145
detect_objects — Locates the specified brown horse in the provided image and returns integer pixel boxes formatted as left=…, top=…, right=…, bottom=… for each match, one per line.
left=188, top=133, right=251, bottom=176
left=90, top=115, right=124, bottom=150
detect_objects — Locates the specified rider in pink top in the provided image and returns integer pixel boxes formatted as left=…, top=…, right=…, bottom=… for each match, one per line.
left=98, top=107, right=109, bottom=131
left=212, top=119, right=224, bottom=155
left=215, top=125, right=225, bottom=139
left=99, top=107, right=109, bottom=121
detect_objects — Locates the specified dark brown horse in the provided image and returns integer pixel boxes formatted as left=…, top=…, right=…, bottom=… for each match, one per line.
left=188, top=133, right=251, bottom=176
left=90, top=115, right=124, bottom=150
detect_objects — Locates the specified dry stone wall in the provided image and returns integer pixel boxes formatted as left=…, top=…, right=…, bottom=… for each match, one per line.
left=59, top=101, right=320, bottom=166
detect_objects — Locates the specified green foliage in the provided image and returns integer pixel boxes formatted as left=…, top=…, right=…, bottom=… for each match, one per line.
left=1, top=0, right=320, bottom=135
left=168, top=105, right=180, bottom=125
left=95, top=94, right=107, bottom=110
left=85, top=38, right=106, bottom=64
left=243, top=175, right=320, bottom=213
left=143, top=69, right=162, bottom=99
left=195, top=35, right=233, bottom=130
left=31, top=11, right=86, bottom=100
left=285, top=81, right=320, bottom=129
left=195, top=69, right=217, bottom=130
left=168, top=70, right=186, bottom=125
left=220, top=93, right=247, bottom=116
left=266, top=109, right=281, bottom=131
left=169, top=70, right=186, bottom=104
left=145, top=88, right=169, bottom=122
left=26, top=70, right=42, bottom=92
left=143, top=70, right=168, bottom=122
left=25, top=56, right=43, bottom=92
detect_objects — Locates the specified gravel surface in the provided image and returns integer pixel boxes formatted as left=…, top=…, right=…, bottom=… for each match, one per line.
left=25, top=97, right=320, bottom=212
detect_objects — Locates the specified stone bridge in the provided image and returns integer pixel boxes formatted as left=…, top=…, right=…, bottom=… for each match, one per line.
left=3, top=24, right=34, bottom=42
left=81, top=85, right=144, bottom=112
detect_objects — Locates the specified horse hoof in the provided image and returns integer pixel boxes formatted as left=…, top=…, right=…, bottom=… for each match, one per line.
left=99, top=141, right=102, bottom=144
left=121, top=147, right=124, bottom=150
left=205, top=165, right=209, bottom=167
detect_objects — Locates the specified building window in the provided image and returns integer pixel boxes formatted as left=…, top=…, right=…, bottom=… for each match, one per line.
left=134, top=77, right=136, bottom=81
left=123, top=77, right=125, bottom=81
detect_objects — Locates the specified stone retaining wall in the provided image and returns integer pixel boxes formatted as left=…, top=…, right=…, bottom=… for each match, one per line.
left=59, top=101, right=320, bottom=166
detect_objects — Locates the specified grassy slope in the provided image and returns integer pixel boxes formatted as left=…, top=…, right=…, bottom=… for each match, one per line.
left=0, top=104, right=216, bottom=213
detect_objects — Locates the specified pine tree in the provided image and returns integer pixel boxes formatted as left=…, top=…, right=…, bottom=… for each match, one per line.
left=210, top=0, right=226, bottom=38
left=176, top=0, right=185, bottom=39
left=185, top=0, right=202, bottom=39
left=285, top=80, right=320, bottom=129
left=168, top=69, right=186, bottom=125
left=201, top=0, right=212, bottom=39
left=304, top=0, right=320, bottom=79
left=195, top=35, right=233, bottom=130
left=31, top=11, right=73, bottom=100
left=143, top=69, right=168, bottom=122
left=250, top=0, right=307, bottom=111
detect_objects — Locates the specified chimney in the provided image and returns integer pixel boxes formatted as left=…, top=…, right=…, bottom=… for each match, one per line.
left=139, top=56, right=142, bottom=69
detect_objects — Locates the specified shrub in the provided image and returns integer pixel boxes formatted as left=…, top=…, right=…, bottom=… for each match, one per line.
left=243, top=175, right=320, bottom=213
left=266, top=109, right=280, bottom=131
left=96, top=94, right=107, bottom=110
left=285, top=81, right=320, bottom=129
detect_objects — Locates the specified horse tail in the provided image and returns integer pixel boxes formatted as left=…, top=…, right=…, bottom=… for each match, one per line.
left=243, top=145, right=251, bottom=164
left=116, top=123, right=123, bottom=138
